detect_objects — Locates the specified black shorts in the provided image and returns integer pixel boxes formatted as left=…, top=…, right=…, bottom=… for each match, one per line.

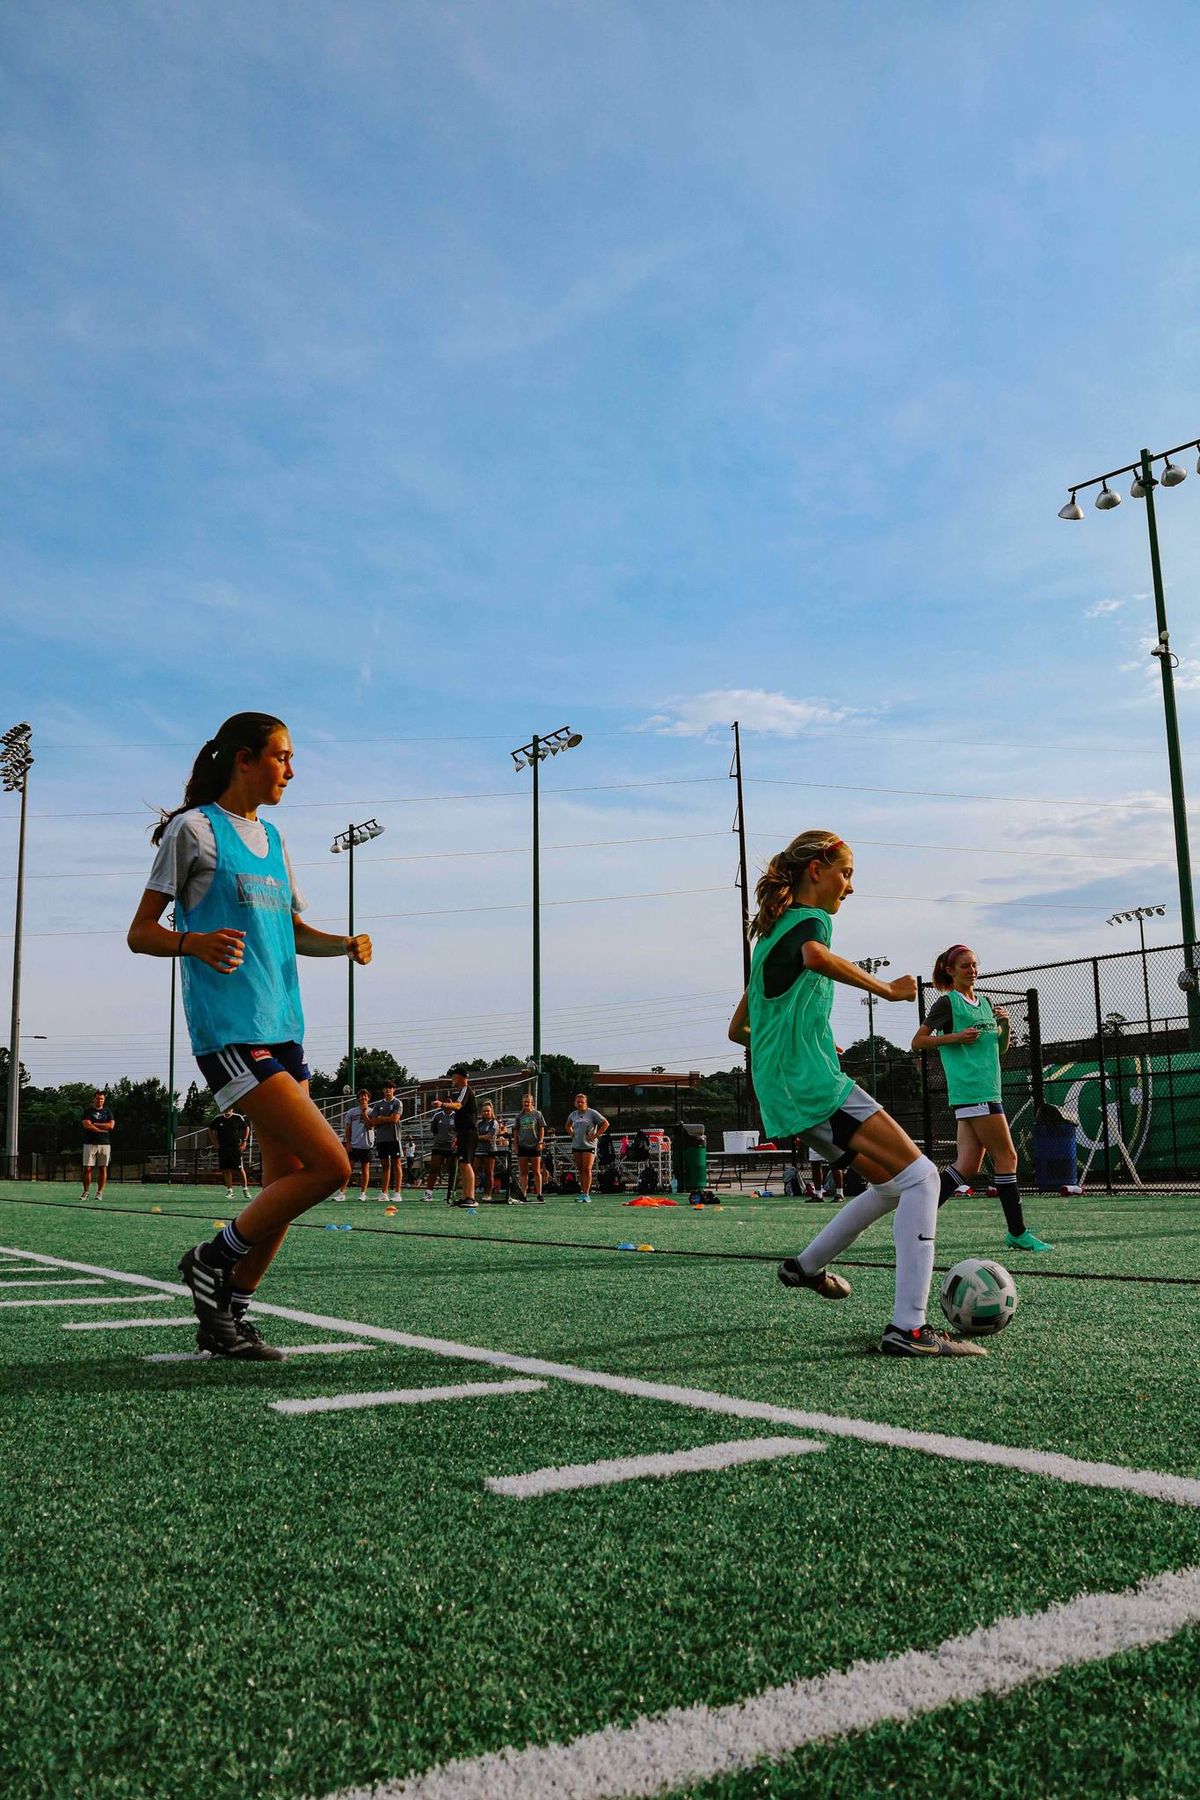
left=456, top=1130, right=479, bottom=1164
left=216, top=1151, right=244, bottom=1171
left=196, top=1041, right=311, bottom=1109
left=375, top=1138, right=400, bottom=1157
left=349, top=1148, right=374, bottom=1166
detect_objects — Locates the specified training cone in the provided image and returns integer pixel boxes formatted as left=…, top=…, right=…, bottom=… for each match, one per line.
left=324, top=1223, right=338, bottom=1231
left=212, top=1220, right=225, bottom=1228
left=385, top=1206, right=397, bottom=1215
left=617, top=1240, right=636, bottom=1250
left=636, top=1243, right=655, bottom=1252
left=150, top=1205, right=162, bottom=1214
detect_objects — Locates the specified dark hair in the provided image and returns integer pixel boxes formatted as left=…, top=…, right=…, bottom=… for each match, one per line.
left=151, top=712, right=287, bottom=845
left=932, top=944, right=973, bottom=991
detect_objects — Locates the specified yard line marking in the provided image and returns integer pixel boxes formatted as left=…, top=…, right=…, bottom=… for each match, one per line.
left=320, top=1563, right=1200, bottom=1800
left=487, top=1435, right=825, bottom=1499
left=0, top=1294, right=172, bottom=1309
left=270, top=1379, right=545, bottom=1417
left=145, top=1341, right=376, bottom=1364
left=6, top=1243, right=1200, bottom=1509
left=0, top=1276, right=105, bottom=1289
left=64, top=1316, right=198, bottom=1331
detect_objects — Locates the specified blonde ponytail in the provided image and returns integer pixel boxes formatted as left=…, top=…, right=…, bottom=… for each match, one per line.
left=749, top=830, right=845, bottom=939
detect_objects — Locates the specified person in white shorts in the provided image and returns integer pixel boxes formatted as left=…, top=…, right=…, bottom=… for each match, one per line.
left=81, top=1091, right=115, bottom=1199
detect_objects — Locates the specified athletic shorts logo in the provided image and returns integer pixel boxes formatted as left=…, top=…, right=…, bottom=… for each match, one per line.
left=250, top=1048, right=271, bottom=1061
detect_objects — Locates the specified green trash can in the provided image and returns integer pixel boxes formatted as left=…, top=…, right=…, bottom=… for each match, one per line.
left=673, top=1121, right=708, bottom=1193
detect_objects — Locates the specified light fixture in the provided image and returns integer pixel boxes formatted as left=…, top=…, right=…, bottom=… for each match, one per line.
left=1095, top=481, right=1121, bottom=511
left=1058, top=492, right=1084, bottom=520
left=1195, top=445, right=1200, bottom=476
left=1162, top=457, right=1188, bottom=488
left=1131, top=469, right=1153, bottom=499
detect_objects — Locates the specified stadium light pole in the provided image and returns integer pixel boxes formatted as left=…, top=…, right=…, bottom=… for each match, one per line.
left=1107, top=904, right=1165, bottom=1050
left=330, top=818, right=385, bottom=1094
left=1060, top=435, right=1200, bottom=1043
left=855, top=957, right=890, bottom=1096
left=511, top=727, right=583, bottom=1109
left=730, top=721, right=757, bottom=1130
left=2, top=723, right=32, bottom=1181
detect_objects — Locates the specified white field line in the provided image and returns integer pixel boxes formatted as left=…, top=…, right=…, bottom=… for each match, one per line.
left=0, top=1276, right=104, bottom=1288
left=146, top=1341, right=376, bottom=1365
left=5, top=1243, right=1200, bottom=1509
left=487, top=1436, right=825, bottom=1499
left=64, top=1316, right=198, bottom=1331
left=0, top=1294, right=172, bottom=1309
left=322, top=1563, right=1200, bottom=1800
left=270, top=1379, right=546, bottom=1417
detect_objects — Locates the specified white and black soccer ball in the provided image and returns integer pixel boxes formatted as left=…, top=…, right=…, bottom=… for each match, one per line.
left=939, top=1258, right=1018, bottom=1337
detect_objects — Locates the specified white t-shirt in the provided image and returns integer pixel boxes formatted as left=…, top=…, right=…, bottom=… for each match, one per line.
left=145, top=807, right=308, bottom=915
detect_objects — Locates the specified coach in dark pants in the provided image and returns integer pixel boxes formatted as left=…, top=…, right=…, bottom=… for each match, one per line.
left=445, top=1068, right=478, bottom=1206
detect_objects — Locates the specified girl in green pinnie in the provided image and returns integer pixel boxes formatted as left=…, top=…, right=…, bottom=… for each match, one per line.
left=911, top=943, right=1053, bottom=1254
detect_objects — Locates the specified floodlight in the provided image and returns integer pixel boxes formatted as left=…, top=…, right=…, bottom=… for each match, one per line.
left=1058, top=492, right=1084, bottom=520
left=1162, top=458, right=1188, bottom=488
left=1131, top=470, right=1152, bottom=498
left=565, top=732, right=583, bottom=748
left=1095, top=481, right=1121, bottom=510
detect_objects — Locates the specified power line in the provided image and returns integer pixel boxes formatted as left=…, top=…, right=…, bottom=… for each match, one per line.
left=747, top=776, right=1172, bottom=811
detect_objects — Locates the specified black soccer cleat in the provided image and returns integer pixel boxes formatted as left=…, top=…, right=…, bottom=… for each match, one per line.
left=777, top=1257, right=852, bottom=1299
left=197, top=1315, right=286, bottom=1362
left=879, top=1322, right=987, bottom=1358
left=178, top=1244, right=243, bottom=1354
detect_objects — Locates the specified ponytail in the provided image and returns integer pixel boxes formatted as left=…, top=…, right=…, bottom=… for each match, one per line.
left=932, top=943, right=971, bottom=991
left=749, top=830, right=845, bottom=939
left=151, top=712, right=286, bottom=845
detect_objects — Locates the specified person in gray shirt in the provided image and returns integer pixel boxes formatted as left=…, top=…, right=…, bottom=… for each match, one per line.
left=424, top=1100, right=457, bottom=1202
left=565, top=1091, right=609, bottom=1204
left=513, top=1091, right=547, bottom=1202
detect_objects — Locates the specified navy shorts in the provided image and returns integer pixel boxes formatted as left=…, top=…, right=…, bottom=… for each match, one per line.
left=196, top=1041, right=311, bottom=1110
left=953, top=1100, right=1005, bottom=1121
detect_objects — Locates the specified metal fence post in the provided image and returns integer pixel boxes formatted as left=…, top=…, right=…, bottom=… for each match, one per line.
left=1026, top=988, right=1044, bottom=1112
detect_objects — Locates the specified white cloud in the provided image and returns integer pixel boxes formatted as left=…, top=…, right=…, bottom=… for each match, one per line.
left=1085, top=598, right=1124, bottom=619
left=644, top=689, right=860, bottom=739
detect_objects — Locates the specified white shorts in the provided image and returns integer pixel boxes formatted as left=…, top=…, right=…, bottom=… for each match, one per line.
left=82, top=1144, right=111, bottom=1168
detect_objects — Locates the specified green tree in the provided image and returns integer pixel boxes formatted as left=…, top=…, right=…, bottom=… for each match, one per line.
left=333, top=1048, right=415, bottom=1094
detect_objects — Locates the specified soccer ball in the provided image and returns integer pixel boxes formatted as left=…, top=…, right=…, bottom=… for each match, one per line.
left=940, top=1258, right=1018, bottom=1336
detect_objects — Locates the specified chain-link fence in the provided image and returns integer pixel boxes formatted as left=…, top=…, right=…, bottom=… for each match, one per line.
left=915, top=940, right=1200, bottom=1191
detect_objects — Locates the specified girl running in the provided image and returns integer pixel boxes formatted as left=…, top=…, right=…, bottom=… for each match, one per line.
left=911, top=944, right=1053, bottom=1254
left=127, top=712, right=371, bottom=1360
left=728, top=830, right=984, bottom=1357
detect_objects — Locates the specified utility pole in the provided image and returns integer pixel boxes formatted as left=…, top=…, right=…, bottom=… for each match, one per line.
left=2, top=723, right=33, bottom=1180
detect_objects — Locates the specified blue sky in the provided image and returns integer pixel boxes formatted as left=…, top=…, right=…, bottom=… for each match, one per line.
left=4, top=0, right=1200, bottom=1089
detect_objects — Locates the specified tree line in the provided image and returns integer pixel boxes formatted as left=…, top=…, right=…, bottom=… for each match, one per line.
left=0, top=1036, right=925, bottom=1167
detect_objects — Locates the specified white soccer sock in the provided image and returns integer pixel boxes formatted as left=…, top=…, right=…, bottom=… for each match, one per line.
left=798, top=1178, right=900, bottom=1274
left=890, top=1155, right=939, bottom=1331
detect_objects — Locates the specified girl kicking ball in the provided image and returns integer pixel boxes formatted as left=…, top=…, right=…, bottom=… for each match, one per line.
left=729, top=830, right=983, bottom=1357
left=911, top=943, right=1053, bottom=1254
left=127, top=712, right=371, bottom=1360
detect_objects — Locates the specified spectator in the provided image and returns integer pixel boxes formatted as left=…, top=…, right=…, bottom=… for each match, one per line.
left=513, top=1091, right=547, bottom=1203
left=403, top=1132, right=418, bottom=1188
left=81, top=1090, right=115, bottom=1201
left=341, top=1090, right=376, bottom=1200
left=443, top=1069, right=478, bottom=1207
left=424, top=1099, right=456, bottom=1202
left=476, top=1101, right=500, bottom=1199
left=370, top=1081, right=403, bottom=1202
left=209, top=1106, right=251, bottom=1204
left=565, top=1091, right=609, bottom=1204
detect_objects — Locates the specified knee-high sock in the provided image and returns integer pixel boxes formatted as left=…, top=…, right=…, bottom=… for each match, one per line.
left=798, top=1179, right=900, bottom=1275
left=994, top=1172, right=1026, bottom=1236
left=890, top=1155, right=939, bottom=1331
left=938, top=1164, right=968, bottom=1207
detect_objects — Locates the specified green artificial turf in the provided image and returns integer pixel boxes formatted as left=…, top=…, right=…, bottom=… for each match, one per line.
left=1, top=1181, right=1198, bottom=1800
